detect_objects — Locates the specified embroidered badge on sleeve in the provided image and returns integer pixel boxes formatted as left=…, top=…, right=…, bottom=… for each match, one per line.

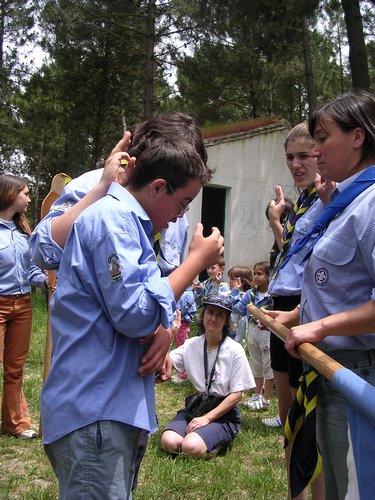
left=108, top=253, right=122, bottom=282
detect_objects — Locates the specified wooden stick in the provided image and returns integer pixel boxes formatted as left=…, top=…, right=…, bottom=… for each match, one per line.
left=247, top=304, right=343, bottom=381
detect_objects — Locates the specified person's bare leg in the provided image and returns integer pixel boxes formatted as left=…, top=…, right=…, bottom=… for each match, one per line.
left=263, top=378, right=274, bottom=401
left=273, top=370, right=293, bottom=426
left=160, top=430, right=183, bottom=454
left=181, top=433, right=209, bottom=458
left=254, top=377, right=264, bottom=395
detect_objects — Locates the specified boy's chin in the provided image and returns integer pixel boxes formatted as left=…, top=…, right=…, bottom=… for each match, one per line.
left=153, top=222, right=169, bottom=234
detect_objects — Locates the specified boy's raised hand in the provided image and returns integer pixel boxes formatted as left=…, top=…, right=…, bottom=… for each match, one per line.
left=188, top=223, right=224, bottom=270
left=168, top=223, right=224, bottom=304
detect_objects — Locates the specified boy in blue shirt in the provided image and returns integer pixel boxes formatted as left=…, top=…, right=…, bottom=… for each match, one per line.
left=193, top=255, right=230, bottom=308
left=41, top=136, right=224, bottom=499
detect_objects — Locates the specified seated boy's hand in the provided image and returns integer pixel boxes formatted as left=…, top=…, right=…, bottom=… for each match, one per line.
left=138, top=325, right=171, bottom=376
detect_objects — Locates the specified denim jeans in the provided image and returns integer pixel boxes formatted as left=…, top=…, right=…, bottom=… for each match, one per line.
left=45, top=421, right=140, bottom=500
left=316, top=349, right=375, bottom=500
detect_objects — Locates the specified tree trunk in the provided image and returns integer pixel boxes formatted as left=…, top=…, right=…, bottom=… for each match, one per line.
left=0, top=0, right=5, bottom=68
left=92, top=34, right=110, bottom=167
left=341, top=0, right=369, bottom=90
left=301, top=16, right=316, bottom=118
left=33, top=137, right=44, bottom=225
left=144, top=0, right=156, bottom=120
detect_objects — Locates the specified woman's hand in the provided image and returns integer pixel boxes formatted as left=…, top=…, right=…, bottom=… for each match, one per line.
left=314, top=173, right=336, bottom=206
left=257, top=307, right=300, bottom=330
left=285, top=320, right=326, bottom=358
left=268, top=185, right=286, bottom=223
left=186, top=416, right=210, bottom=433
left=268, top=185, right=286, bottom=251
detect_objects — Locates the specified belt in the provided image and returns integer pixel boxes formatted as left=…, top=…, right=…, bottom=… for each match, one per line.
left=0, top=293, right=30, bottom=299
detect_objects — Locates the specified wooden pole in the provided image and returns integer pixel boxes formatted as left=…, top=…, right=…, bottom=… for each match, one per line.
left=247, top=304, right=343, bottom=381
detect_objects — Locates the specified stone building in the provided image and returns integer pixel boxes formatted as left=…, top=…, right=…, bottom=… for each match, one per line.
left=185, top=118, right=296, bottom=275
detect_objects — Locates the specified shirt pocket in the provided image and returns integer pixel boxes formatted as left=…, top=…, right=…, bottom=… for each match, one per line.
left=0, top=236, right=10, bottom=251
left=311, top=235, right=357, bottom=305
left=0, top=236, right=13, bottom=268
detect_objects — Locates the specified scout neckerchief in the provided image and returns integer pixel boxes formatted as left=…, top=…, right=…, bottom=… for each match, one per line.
left=153, top=232, right=161, bottom=262
left=271, top=186, right=317, bottom=279
left=202, top=280, right=220, bottom=303
left=204, top=337, right=225, bottom=396
left=284, top=369, right=322, bottom=498
left=277, top=165, right=375, bottom=272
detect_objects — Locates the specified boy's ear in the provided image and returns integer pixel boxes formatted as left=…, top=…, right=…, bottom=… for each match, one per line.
left=149, top=179, right=167, bottom=197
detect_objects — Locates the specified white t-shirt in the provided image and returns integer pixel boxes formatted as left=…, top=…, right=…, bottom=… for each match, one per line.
left=171, top=335, right=255, bottom=397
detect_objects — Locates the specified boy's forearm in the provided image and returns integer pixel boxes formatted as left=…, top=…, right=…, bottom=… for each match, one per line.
left=268, top=219, right=284, bottom=252
left=168, top=256, right=206, bottom=301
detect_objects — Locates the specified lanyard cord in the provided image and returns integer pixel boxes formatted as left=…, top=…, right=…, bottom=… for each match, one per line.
left=203, top=337, right=225, bottom=396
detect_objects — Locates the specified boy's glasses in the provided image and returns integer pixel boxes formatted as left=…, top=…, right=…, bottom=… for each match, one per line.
left=167, top=183, right=189, bottom=216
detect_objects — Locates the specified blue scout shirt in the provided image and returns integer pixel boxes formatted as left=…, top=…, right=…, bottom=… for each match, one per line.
left=232, top=287, right=273, bottom=321
left=268, top=198, right=325, bottom=297
left=301, top=171, right=375, bottom=352
left=30, top=168, right=188, bottom=275
left=176, top=287, right=196, bottom=322
left=41, top=182, right=176, bottom=444
left=0, top=219, right=46, bottom=295
left=193, top=278, right=230, bottom=306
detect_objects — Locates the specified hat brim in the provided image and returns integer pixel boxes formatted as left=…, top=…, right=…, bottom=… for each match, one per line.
left=203, top=301, right=232, bottom=313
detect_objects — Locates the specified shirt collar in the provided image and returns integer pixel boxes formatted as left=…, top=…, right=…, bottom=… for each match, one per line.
left=107, top=182, right=153, bottom=239
left=107, top=182, right=149, bottom=220
left=336, top=169, right=367, bottom=194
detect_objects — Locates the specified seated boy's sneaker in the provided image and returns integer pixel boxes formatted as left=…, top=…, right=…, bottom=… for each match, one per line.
left=171, top=374, right=187, bottom=385
left=262, top=416, right=282, bottom=428
left=244, top=394, right=269, bottom=411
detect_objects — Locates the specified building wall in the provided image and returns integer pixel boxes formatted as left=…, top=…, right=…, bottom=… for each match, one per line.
left=185, top=121, right=296, bottom=274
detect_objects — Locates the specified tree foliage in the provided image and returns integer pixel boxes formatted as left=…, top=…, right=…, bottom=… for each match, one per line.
left=1, top=0, right=374, bottom=221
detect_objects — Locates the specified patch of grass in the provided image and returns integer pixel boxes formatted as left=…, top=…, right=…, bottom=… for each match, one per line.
left=0, top=291, right=288, bottom=499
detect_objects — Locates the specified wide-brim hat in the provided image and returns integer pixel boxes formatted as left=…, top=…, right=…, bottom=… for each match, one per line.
left=203, top=293, right=232, bottom=313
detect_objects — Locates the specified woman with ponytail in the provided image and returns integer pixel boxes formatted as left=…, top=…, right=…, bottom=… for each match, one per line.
left=0, top=174, right=49, bottom=439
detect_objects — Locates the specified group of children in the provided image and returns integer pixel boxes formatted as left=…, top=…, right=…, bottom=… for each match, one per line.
left=171, top=256, right=276, bottom=417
